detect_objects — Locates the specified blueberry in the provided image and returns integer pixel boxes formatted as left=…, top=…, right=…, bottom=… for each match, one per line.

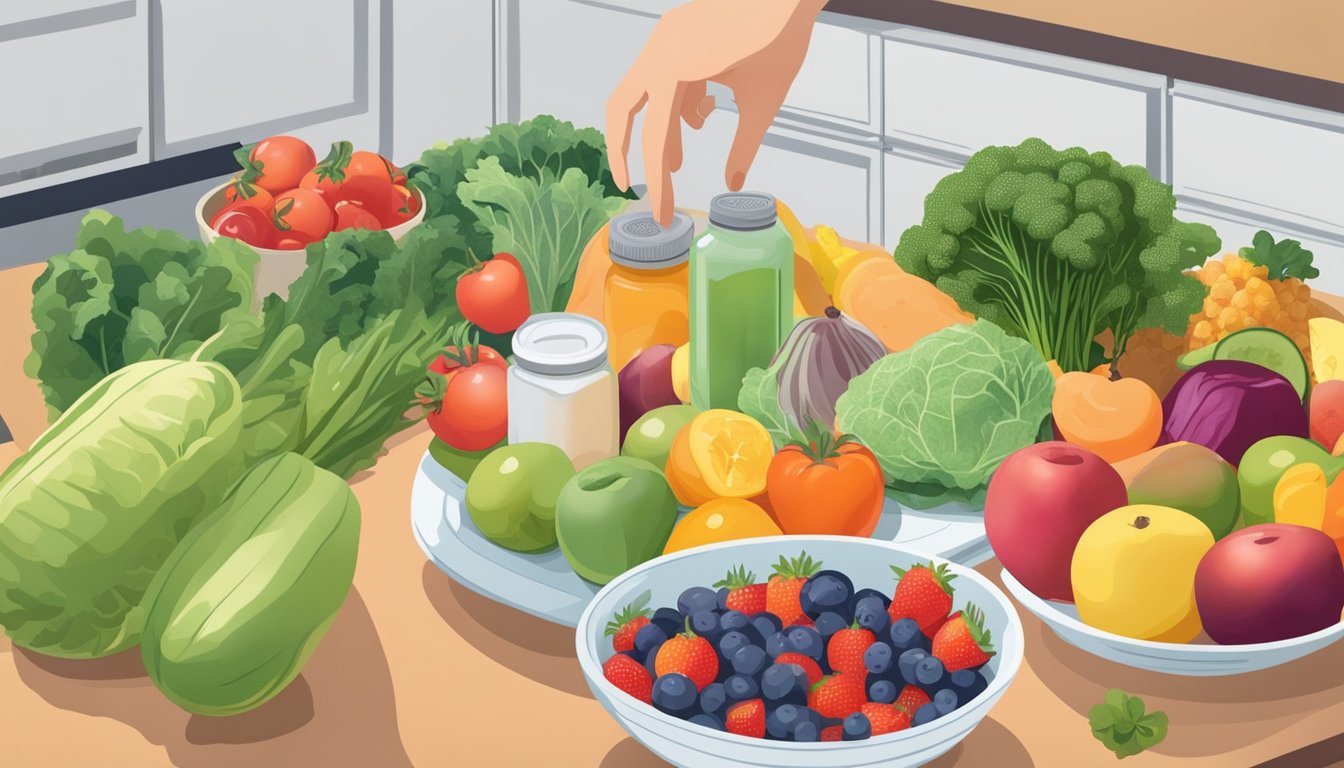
left=760, top=663, right=809, bottom=706
left=842, top=712, right=872, bottom=741
left=765, top=630, right=789, bottom=658
left=933, top=688, right=958, bottom=716
left=691, top=609, right=721, bottom=640
left=716, top=586, right=731, bottom=612
left=889, top=618, right=928, bottom=653
left=853, top=587, right=892, bottom=610
left=949, top=668, right=988, bottom=702
left=651, top=607, right=683, bottom=636
left=793, top=721, right=819, bottom=742
left=801, top=570, right=855, bottom=619
left=719, top=630, right=753, bottom=660
left=914, top=655, right=945, bottom=689
left=732, top=645, right=770, bottom=677
left=766, top=703, right=806, bottom=740
left=689, top=713, right=724, bottom=731
left=854, top=595, right=891, bottom=636
left=643, top=638, right=666, bottom=678
left=634, top=623, right=668, bottom=660
left=912, top=702, right=940, bottom=727
left=724, top=673, right=759, bottom=702
left=652, top=673, right=698, bottom=718
left=863, top=641, right=894, bottom=675
left=751, top=613, right=783, bottom=639
left=719, top=609, right=751, bottom=634
left=785, top=626, right=824, bottom=660
left=868, top=678, right=897, bottom=704
left=813, top=611, right=849, bottom=639
left=699, top=682, right=728, bottom=718
left=898, top=648, right=928, bottom=685
left=678, top=586, right=719, bottom=617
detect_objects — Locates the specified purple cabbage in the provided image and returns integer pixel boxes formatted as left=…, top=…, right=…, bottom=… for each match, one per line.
left=1161, top=360, right=1307, bottom=466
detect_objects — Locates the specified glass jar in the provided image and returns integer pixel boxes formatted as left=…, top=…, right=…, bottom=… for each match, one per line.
left=689, top=192, right=794, bottom=410
left=603, top=211, right=693, bottom=372
left=507, top=313, right=618, bottom=469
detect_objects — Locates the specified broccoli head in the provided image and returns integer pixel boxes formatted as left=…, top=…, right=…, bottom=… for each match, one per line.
left=894, top=138, right=1219, bottom=372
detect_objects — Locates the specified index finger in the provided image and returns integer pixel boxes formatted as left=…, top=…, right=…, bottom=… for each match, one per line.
left=643, top=82, right=686, bottom=227
left=605, top=79, right=647, bottom=192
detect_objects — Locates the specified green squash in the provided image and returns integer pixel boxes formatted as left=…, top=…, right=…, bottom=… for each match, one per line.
left=0, top=359, right=243, bottom=658
left=140, top=452, right=360, bottom=716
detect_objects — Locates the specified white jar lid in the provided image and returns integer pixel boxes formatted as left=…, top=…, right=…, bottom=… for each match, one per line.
left=512, top=313, right=609, bottom=375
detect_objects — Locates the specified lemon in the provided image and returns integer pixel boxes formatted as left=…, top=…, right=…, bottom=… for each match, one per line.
left=663, top=497, right=782, bottom=553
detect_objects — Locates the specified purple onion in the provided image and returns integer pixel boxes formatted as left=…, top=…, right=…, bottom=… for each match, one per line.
left=1161, top=360, right=1307, bottom=465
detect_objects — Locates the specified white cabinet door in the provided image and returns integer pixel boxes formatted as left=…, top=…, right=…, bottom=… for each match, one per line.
left=387, top=0, right=494, bottom=166
left=883, top=149, right=964, bottom=250
left=883, top=28, right=1166, bottom=176
left=777, top=13, right=882, bottom=135
left=0, top=1, right=149, bottom=197
left=155, top=0, right=380, bottom=158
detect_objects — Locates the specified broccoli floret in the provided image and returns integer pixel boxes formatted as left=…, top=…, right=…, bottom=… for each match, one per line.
left=894, top=138, right=1220, bottom=372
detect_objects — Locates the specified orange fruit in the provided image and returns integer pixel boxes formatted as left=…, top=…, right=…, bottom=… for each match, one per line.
left=664, top=409, right=773, bottom=506
left=663, top=498, right=783, bottom=554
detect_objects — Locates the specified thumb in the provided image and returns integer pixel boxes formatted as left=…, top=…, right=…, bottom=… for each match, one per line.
left=723, top=98, right=777, bottom=191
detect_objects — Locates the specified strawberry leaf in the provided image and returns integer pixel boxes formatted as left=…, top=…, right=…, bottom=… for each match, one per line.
left=713, top=564, right=758, bottom=590
left=604, top=590, right=652, bottom=636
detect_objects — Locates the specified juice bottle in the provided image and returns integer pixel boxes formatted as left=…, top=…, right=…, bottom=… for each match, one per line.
left=689, top=192, right=793, bottom=410
left=603, top=211, right=693, bottom=371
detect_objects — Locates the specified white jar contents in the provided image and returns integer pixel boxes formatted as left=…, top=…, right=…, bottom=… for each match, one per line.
left=507, top=313, right=618, bottom=470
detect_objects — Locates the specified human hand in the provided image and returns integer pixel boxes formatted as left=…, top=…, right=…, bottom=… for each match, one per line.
left=606, top=0, right=828, bottom=225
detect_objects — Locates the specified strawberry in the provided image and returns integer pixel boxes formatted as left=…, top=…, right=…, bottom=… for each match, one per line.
left=808, top=673, right=866, bottom=719
left=714, top=564, right=767, bottom=615
left=654, top=619, right=720, bottom=690
left=896, top=684, right=931, bottom=715
left=861, top=702, right=912, bottom=735
left=774, top=652, right=823, bottom=685
left=820, top=725, right=844, bottom=742
left=931, top=602, right=996, bottom=673
left=726, top=699, right=766, bottom=738
left=826, top=623, right=876, bottom=676
left=889, top=561, right=956, bottom=634
left=604, top=592, right=652, bottom=653
left=767, top=552, right=821, bottom=628
left=603, top=653, right=653, bottom=704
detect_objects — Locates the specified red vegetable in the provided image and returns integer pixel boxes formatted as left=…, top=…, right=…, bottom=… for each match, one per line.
left=418, top=326, right=509, bottom=451
left=456, top=253, right=530, bottom=334
left=1161, top=360, right=1307, bottom=465
left=242, top=136, right=316, bottom=194
left=272, top=188, right=334, bottom=244
left=209, top=203, right=273, bottom=249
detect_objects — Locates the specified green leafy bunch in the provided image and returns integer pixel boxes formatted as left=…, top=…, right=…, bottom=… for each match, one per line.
left=1239, top=229, right=1318, bottom=281
left=894, top=138, right=1221, bottom=372
left=1089, top=689, right=1168, bottom=759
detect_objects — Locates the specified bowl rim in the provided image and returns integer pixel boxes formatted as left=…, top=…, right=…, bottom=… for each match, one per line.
left=1001, top=568, right=1344, bottom=654
left=575, top=535, right=1025, bottom=750
left=193, top=177, right=426, bottom=247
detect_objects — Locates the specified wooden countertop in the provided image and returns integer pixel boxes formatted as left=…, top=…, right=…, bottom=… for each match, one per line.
left=3, top=259, right=1344, bottom=767
left=829, top=0, right=1344, bottom=114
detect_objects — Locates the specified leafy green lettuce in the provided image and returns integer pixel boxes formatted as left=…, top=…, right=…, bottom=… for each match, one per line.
left=835, top=320, right=1054, bottom=508
left=737, top=367, right=795, bottom=450
left=26, top=210, right=258, bottom=416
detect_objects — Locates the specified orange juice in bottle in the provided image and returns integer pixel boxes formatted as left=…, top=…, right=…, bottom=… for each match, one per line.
left=603, top=211, right=694, bottom=371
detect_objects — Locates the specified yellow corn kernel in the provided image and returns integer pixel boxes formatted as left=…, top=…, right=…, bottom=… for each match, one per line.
left=1232, top=292, right=1251, bottom=310
left=1210, top=281, right=1236, bottom=302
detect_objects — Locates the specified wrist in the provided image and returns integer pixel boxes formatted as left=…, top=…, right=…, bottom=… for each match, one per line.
left=797, top=0, right=829, bottom=17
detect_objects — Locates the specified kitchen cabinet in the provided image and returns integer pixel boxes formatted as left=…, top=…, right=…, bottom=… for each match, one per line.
left=882, top=147, right=964, bottom=248
left=154, top=0, right=380, bottom=159
left=0, top=1, right=149, bottom=197
left=387, top=0, right=494, bottom=166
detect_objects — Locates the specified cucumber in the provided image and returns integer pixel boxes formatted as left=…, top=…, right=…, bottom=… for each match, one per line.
left=1212, top=327, right=1309, bottom=400
left=1177, top=343, right=1216, bottom=371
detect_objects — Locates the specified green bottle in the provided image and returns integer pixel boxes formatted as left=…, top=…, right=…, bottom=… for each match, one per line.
left=689, top=192, right=794, bottom=411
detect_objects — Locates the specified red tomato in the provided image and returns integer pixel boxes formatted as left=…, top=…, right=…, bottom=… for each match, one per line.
left=274, top=235, right=316, bottom=250
left=210, top=203, right=273, bottom=249
left=328, top=175, right=400, bottom=225
left=419, top=341, right=509, bottom=451
left=456, top=253, right=531, bottom=334
left=299, top=168, right=342, bottom=199
left=333, top=201, right=382, bottom=232
left=245, top=136, right=316, bottom=194
left=272, top=188, right=333, bottom=243
left=345, top=150, right=398, bottom=183
left=223, top=177, right=274, bottom=211
left=386, top=183, right=421, bottom=225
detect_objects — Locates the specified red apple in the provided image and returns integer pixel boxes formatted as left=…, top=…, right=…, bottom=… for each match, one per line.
left=985, top=441, right=1128, bottom=602
left=1194, top=523, right=1344, bottom=644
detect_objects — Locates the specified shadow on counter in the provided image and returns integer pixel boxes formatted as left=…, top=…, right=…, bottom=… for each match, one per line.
left=12, top=589, right=412, bottom=768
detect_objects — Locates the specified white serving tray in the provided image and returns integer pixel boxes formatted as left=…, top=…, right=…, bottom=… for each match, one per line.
left=411, top=450, right=991, bottom=626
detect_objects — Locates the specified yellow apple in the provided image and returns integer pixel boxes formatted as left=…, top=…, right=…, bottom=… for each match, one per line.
left=1071, top=504, right=1215, bottom=643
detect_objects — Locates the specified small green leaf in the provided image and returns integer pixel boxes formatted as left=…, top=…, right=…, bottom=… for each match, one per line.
left=1124, top=695, right=1146, bottom=722
left=1091, top=690, right=1167, bottom=759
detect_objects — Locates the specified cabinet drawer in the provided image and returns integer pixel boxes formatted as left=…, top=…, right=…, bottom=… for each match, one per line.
left=0, top=1, right=147, bottom=195
left=883, top=149, right=963, bottom=249
left=1172, top=83, right=1344, bottom=238
left=156, top=0, right=377, bottom=156
left=883, top=29, right=1165, bottom=172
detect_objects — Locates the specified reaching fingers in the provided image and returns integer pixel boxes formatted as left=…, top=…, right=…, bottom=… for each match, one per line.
left=724, top=94, right=777, bottom=191
left=605, top=78, right=647, bottom=192
left=643, top=82, right=686, bottom=227
left=679, top=81, right=714, bottom=130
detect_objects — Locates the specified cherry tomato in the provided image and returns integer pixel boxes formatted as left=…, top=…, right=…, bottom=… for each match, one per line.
left=333, top=200, right=382, bottom=232
left=210, top=202, right=274, bottom=249
left=345, top=150, right=398, bottom=183
left=328, top=175, right=400, bottom=225
left=223, top=177, right=274, bottom=211
left=272, top=188, right=333, bottom=243
left=245, top=136, right=316, bottom=194
left=419, top=340, right=509, bottom=451
left=456, top=253, right=531, bottom=334
left=299, top=168, right=342, bottom=200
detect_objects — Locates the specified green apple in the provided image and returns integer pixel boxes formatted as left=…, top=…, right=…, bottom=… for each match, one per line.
left=555, top=456, right=679, bottom=584
left=465, top=443, right=575, bottom=552
left=621, top=405, right=698, bottom=471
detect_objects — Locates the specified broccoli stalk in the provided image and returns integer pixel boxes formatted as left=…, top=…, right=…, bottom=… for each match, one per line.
left=894, top=138, right=1219, bottom=373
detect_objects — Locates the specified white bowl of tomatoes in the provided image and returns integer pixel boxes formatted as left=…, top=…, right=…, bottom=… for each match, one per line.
left=196, top=135, right=426, bottom=299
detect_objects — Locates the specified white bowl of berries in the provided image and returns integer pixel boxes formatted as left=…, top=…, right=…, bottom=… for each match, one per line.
left=575, top=536, right=1024, bottom=768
